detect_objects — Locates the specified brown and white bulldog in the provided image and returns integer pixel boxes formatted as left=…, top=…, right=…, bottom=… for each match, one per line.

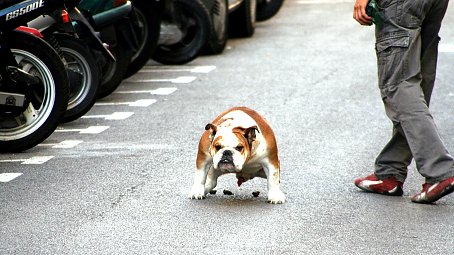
left=189, top=107, right=286, bottom=204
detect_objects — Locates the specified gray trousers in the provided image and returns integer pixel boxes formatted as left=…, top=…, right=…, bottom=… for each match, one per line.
left=373, top=0, right=454, bottom=183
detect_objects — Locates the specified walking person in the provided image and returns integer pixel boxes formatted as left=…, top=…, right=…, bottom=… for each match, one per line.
left=352, top=0, right=454, bottom=203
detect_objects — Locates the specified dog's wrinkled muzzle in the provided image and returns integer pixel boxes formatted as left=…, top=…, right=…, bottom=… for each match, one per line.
left=217, top=150, right=236, bottom=172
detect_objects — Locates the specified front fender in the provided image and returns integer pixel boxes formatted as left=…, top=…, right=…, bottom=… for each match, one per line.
left=15, top=26, right=44, bottom=38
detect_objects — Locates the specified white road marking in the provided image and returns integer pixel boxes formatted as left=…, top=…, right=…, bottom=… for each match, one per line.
left=0, top=156, right=54, bottom=165
left=139, top=65, right=216, bottom=74
left=22, top=156, right=54, bottom=164
left=439, top=44, right=454, bottom=53
left=115, top=87, right=178, bottom=95
left=56, top=126, right=109, bottom=134
left=38, top=140, right=83, bottom=149
left=124, top=76, right=196, bottom=84
left=95, top=99, right=157, bottom=107
left=127, top=99, right=157, bottom=107
left=171, top=76, right=197, bottom=83
left=0, top=173, right=23, bottom=182
left=0, top=159, right=23, bottom=163
left=82, top=112, right=134, bottom=120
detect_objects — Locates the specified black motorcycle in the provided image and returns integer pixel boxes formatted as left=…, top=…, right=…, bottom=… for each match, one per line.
left=125, top=0, right=165, bottom=78
left=27, top=3, right=118, bottom=122
left=0, top=0, right=70, bottom=152
left=77, top=0, right=139, bottom=98
left=152, top=0, right=212, bottom=65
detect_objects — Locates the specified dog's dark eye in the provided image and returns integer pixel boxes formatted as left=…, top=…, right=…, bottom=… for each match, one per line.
left=215, top=145, right=222, bottom=151
left=235, top=145, right=244, bottom=152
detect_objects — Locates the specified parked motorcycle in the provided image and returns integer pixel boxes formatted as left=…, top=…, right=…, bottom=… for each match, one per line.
left=27, top=6, right=102, bottom=123
left=0, top=0, right=70, bottom=152
left=202, top=0, right=229, bottom=55
left=152, top=0, right=212, bottom=65
left=77, top=0, right=139, bottom=98
left=228, top=0, right=256, bottom=38
left=125, top=0, right=165, bottom=78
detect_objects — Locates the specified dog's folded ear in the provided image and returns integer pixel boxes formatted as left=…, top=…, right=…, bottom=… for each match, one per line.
left=205, top=123, right=217, bottom=132
left=245, top=126, right=259, bottom=144
left=205, top=123, right=217, bottom=141
left=233, top=126, right=259, bottom=146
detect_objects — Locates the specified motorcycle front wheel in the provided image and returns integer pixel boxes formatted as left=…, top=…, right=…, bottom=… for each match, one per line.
left=124, top=0, right=161, bottom=78
left=57, top=35, right=100, bottom=123
left=0, top=31, right=69, bottom=152
left=152, top=0, right=211, bottom=65
left=97, top=37, right=132, bottom=99
left=203, top=0, right=229, bottom=55
left=228, top=0, right=256, bottom=38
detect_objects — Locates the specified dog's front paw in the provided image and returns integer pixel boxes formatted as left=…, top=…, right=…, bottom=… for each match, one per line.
left=267, top=188, right=286, bottom=204
left=188, top=184, right=206, bottom=200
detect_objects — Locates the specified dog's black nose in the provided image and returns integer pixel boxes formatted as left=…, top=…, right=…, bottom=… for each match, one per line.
left=223, top=150, right=233, bottom=157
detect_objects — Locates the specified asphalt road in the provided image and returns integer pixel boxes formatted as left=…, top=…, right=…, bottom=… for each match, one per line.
left=2, top=0, right=454, bottom=254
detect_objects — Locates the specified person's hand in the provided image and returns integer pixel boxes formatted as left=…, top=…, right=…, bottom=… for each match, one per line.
left=353, top=0, right=373, bottom=25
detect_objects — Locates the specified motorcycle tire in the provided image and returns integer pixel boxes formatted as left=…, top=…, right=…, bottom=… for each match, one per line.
left=97, top=37, right=132, bottom=99
left=203, top=0, right=229, bottom=55
left=124, top=0, right=161, bottom=78
left=152, top=0, right=211, bottom=65
left=228, top=0, right=256, bottom=38
left=55, top=35, right=100, bottom=123
left=0, top=31, right=69, bottom=153
left=256, top=0, right=284, bottom=21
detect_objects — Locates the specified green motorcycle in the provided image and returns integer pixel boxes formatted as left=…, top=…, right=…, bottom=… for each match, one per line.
left=77, top=0, right=139, bottom=98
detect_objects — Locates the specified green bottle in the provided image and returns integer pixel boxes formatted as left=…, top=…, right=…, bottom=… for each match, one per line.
left=366, top=0, right=382, bottom=27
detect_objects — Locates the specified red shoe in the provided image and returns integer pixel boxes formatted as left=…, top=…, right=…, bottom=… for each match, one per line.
left=354, top=173, right=403, bottom=196
left=411, top=177, right=454, bottom=204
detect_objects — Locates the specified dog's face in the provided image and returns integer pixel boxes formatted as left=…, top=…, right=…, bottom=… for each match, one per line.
left=205, top=124, right=258, bottom=173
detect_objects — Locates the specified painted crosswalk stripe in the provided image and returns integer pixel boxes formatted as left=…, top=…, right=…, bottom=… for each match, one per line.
left=38, top=140, right=83, bottom=148
left=82, top=112, right=134, bottom=120
left=124, top=76, right=196, bottom=84
left=0, top=156, right=54, bottom=165
left=56, top=126, right=109, bottom=134
left=23, top=156, right=54, bottom=164
left=0, top=173, right=23, bottom=182
left=115, top=87, right=177, bottom=95
left=140, top=65, right=216, bottom=73
left=95, top=99, right=157, bottom=107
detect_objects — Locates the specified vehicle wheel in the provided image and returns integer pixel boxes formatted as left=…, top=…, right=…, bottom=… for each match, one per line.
left=0, top=31, right=69, bottom=152
left=124, top=0, right=161, bottom=78
left=228, top=0, right=256, bottom=38
left=97, top=37, right=132, bottom=99
left=56, top=35, right=100, bottom=123
left=256, top=0, right=284, bottom=21
left=203, top=0, right=228, bottom=55
left=152, top=0, right=211, bottom=65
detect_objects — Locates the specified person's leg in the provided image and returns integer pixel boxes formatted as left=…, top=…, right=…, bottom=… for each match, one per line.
left=419, top=0, right=448, bottom=105
left=374, top=128, right=412, bottom=183
left=376, top=0, right=454, bottom=183
left=372, top=0, right=414, bottom=183
left=356, top=0, right=415, bottom=193
left=409, top=0, right=454, bottom=203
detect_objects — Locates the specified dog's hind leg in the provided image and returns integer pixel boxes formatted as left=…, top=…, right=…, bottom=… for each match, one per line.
left=262, top=160, right=286, bottom=204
